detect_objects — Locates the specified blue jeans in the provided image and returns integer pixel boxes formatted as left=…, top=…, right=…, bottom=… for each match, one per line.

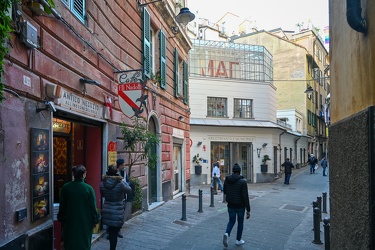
left=212, top=177, right=223, bottom=191
left=225, top=207, right=245, bottom=241
left=284, top=173, right=291, bottom=184
left=310, top=163, right=315, bottom=173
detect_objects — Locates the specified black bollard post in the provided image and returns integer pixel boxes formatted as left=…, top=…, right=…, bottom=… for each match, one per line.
left=322, top=192, right=327, bottom=213
left=323, top=217, right=330, bottom=250
left=222, top=191, right=226, bottom=203
left=210, top=187, right=215, bottom=207
left=317, top=196, right=322, bottom=221
left=312, top=201, right=318, bottom=230
left=213, top=178, right=218, bottom=195
left=181, top=194, right=187, bottom=221
left=312, top=207, right=323, bottom=244
left=198, top=189, right=203, bottom=213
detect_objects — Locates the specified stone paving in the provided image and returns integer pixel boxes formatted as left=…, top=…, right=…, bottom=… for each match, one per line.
left=91, top=165, right=330, bottom=249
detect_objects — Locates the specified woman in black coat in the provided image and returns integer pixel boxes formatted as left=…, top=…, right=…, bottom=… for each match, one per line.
left=100, top=165, right=132, bottom=250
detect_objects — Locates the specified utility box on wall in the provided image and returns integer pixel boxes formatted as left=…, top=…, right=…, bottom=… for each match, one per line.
left=20, top=21, right=38, bottom=49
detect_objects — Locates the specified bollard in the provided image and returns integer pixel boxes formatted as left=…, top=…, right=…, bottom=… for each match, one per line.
left=198, top=189, right=203, bottom=213
left=181, top=194, right=187, bottom=221
left=311, top=201, right=318, bottom=231
left=322, top=192, right=327, bottom=213
left=210, top=187, right=215, bottom=207
left=222, top=192, right=226, bottom=203
left=323, top=217, right=330, bottom=250
left=317, top=196, right=322, bottom=221
left=312, top=207, right=323, bottom=244
left=213, top=178, right=218, bottom=195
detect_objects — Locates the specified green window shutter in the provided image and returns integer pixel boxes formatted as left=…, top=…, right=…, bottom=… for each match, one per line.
left=174, top=48, right=179, bottom=97
left=159, top=30, right=166, bottom=89
left=143, top=9, right=151, bottom=78
left=183, top=61, right=188, bottom=104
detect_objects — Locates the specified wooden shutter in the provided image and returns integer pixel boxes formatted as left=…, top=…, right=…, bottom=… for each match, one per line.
left=159, top=30, right=166, bottom=89
left=72, top=0, right=85, bottom=23
left=183, top=61, right=188, bottom=104
left=143, top=9, right=151, bottom=78
left=174, top=48, right=179, bottom=97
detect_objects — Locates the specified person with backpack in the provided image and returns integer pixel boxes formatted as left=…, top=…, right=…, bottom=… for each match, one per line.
left=307, top=154, right=317, bottom=174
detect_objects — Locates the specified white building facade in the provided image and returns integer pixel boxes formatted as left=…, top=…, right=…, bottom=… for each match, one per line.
left=189, top=40, right=309, bottom=184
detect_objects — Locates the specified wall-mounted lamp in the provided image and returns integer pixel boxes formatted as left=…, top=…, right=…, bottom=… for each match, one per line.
left=256, top=148, right=262, bottom=158
left=175, top=7, right=195, bottom=25
left=178, top=115, right=183, bottom=121
left=262, top=143, right=268, bottom=147
left=36, top=100, right=57, bottom=113
left=137, top=0, right=163, bottom=11
left=197, top=141, right=202, bottom=146
left=80, top=78, right=100, bottom=95
left=304, top=85, right=314, bottom=95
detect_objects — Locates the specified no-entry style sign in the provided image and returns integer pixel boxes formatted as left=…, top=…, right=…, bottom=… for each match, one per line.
left=117, top=70, right=145, bottom=118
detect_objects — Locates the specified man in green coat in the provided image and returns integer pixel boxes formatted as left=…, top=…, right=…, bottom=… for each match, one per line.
left=58, top=165, right=100, bottom=250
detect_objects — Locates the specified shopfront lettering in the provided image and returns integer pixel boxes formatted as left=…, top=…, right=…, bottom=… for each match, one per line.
left=208, top=136, right=255, bottom=142
left=59, top=90, right=103, bottom=118
left=201, top=60, right=239, bottom=78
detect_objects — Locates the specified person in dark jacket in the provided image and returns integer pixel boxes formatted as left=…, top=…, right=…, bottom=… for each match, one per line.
left=307, top=154, right=317, bottom=174
left=222, top=163, right=251, bottom=247
left=281, top=158, right=295, bottom=185
left=321, top=157, right=328, bottom=176
left=58, top=165, right=100, bottom=250
left=100, top=165, right=132, bottom=250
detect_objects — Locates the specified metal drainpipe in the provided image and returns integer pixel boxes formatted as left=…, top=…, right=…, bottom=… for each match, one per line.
left=369, top=106, right=375, bottom=249
left=294, top=136, right=301, bottom=165
left=346, top=0, right=367, bottom=33
left=279, top=131, right=285, bottom=174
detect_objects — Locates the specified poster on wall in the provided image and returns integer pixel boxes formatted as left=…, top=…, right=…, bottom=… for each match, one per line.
left=30, top=128, right=50, bottom=222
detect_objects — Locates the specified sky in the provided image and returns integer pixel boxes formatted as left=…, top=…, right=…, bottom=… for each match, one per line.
left=188, top=0, right=329, bottom=32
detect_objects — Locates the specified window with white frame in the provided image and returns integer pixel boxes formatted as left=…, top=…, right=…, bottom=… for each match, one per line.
left=207, top=97, right=227, bottom=117
left=61, top=0, right=86, bottom=24
left=233, top=98, right=253, bottom=118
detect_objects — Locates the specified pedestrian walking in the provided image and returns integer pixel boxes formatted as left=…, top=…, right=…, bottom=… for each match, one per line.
left=281, top=158, right=295, bottom=185
left=321, top=157, right=328, bottom=176
left=307, top=154, right=318, bottom=174
left=222, top=163, right=251, bottom=247
left=100, top=165, right=132, bottom=250
left=212, top=162, right=223, bottom=192
left=57, top=165, right=100, bottom=250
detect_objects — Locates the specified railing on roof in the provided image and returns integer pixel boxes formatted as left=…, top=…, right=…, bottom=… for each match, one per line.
left=189, top=39, right=273, bottom=82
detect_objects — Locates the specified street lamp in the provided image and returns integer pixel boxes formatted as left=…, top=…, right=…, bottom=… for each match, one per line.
left=304, top=85, right=314, bottom=94
left=175, top=8, right=195, bottom=25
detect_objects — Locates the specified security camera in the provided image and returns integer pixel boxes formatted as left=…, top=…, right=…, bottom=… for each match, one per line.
left=171, top=26, right=179, bottom=34
left=46, top=101, right=57, bottom=112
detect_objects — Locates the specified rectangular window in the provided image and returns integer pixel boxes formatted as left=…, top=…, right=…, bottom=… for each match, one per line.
left=61, top=0, right=86, bottom=24
left=233, top=98, right=253, bottom=118
left=207, top=97, right=227, bottom=117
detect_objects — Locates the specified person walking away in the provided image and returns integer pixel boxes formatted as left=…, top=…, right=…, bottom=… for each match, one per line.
left=281, top=158, right=295, bottom=185
left=57, top=165, right=100, bottom=250
left=321, top=157, right=328, bottom=176
left=307, top=154, right=317, bottom=174
left=222, top=163, right=251, bottom=247
left=100, top=165, right=132, bottom=250
left=211, top=162, right=223, bottom=192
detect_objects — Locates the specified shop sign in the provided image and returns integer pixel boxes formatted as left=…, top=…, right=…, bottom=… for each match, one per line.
left=108, top=141, right=117, bottom=166
left=57, top=89, right=103, bottom=118
left=117, top=70, right=144, bottom=118
left=208, top=136, right=255, bottom=142
left=53, top=118, right=71, bottom=133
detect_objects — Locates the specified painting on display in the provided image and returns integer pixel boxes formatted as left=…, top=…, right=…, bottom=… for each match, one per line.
left=30, top=128, right=50, bottom=222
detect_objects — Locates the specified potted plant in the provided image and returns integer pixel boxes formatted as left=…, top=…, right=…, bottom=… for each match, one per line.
left=261, top=154, right=271, bottom=173
left=192, top=154, right=203, bottom=175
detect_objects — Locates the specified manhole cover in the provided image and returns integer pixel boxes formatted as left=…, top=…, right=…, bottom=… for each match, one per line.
left=173, top=220, right=193, bottom=227
left=280, top=204, right=307, bottom=212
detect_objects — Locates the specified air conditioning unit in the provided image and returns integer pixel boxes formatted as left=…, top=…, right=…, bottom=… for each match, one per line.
left=20, top=21, right=38, bottom=49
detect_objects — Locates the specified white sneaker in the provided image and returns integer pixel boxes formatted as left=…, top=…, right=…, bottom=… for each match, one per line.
left=235, top=239, right=245, bottom=245
left=223, top=233, right=228, bottom=247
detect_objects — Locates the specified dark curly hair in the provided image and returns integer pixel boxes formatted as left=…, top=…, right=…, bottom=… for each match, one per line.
left=72, top=165, right=86, bottom=179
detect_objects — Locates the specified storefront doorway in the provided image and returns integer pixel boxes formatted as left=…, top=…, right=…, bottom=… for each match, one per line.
left=52, top=114, right=103, bottom=250
left=211, top=142, right=253, bottom=182
left=172, top=145, right=182, bottom=195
